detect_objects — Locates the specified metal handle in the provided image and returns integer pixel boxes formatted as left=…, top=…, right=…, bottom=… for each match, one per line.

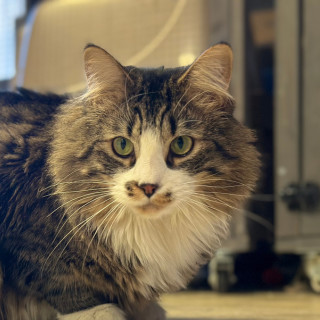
left=281, top=182, right=320, bottom=212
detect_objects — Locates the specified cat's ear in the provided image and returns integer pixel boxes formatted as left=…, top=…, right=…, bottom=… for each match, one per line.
left=83, top=44, right=131, bottom=97
left=178, top=43, right=233, bottom=107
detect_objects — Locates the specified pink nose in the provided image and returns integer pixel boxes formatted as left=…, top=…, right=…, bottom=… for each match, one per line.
left=140, top=184, right=158, bottom=198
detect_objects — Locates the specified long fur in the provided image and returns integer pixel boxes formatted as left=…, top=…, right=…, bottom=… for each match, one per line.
left=0, top=44, right=260, bottom=319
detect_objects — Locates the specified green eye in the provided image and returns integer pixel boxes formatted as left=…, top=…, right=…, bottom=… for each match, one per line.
left=112, top=137, right=134, bottom=157
left=170, top=136, right=193, bottom=156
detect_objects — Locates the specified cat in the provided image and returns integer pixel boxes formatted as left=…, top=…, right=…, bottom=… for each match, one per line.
left=0, top=43, right=260, bottom=320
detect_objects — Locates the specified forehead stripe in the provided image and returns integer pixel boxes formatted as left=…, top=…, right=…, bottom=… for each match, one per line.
left=159, top=104, right=172, bottom=132
left=127, top=123, right=133, bottom=136
left=169, top=115, right=177, bottom=136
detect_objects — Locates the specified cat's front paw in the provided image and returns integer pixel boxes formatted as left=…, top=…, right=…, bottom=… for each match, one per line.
left=128, top=301, right=166, bottom=320
left=57, top=304, right=126, bottom=320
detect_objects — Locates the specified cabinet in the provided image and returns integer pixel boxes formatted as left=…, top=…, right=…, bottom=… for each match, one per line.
left=275, top=0, right=320, bottom=253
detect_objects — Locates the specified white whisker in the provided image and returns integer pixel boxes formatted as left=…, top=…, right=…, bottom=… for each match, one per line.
left=173, top=85, right=190, bottom=113
left=177, top=90, right=210, bottom=117
left=81, top=200, right=123, bottom=272
left=46, top=191, right=110, bottom=218
left=38, top=168, right=83, bottom=193
left=47, top=198, right=119, bottom=271
left=52, top=194, right=113, bottom=244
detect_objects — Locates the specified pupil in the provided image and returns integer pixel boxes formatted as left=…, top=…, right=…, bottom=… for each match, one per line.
left=177, top=137, right=184, bottom=149
left=120, top=138, right=126, bottom=150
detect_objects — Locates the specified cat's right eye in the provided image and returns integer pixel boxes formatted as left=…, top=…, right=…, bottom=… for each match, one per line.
left=112, top=137, right=134, bottom=158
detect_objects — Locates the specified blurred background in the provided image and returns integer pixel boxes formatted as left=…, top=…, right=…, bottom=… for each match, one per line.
left=0, top=0, right=319, bottom=317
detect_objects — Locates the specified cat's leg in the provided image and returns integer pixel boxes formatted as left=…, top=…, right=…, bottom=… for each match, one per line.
left=127, top=300, right=166, bottom=320
left=0, top=284, right=56, bottom=320
left=57, top=304, right=126, bottom=320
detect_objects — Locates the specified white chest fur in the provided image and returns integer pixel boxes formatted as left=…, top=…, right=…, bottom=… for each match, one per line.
left=108, top=207, right=229, bottom=297
left=103, top=130, right=230, bottom=296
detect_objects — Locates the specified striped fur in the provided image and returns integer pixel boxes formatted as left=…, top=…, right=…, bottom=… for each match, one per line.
left=0, top=44, right=260, bottom=319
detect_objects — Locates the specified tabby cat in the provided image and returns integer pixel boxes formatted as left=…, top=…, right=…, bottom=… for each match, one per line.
left=0, top=43, right=260, bottom=319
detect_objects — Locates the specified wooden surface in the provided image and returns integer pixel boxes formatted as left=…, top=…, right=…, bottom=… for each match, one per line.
left=161, top=291, right=320, bottom=320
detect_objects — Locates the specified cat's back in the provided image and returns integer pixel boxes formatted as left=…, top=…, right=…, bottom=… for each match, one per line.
left=0, top=88, right=66, bottom=133
left=0, top=89, right=66, bottom=227
left=0, top=88, right=66, bottom=166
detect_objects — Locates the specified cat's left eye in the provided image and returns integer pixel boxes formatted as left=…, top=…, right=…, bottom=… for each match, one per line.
left=170, top=136, right=193, bottom=156
left=112, top=137, right=134, bottom=157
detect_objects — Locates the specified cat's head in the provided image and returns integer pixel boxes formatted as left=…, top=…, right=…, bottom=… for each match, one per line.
left=49, top=43, right=260, bottom=228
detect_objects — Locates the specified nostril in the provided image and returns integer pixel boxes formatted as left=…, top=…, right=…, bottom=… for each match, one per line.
left=140, top=184, right=158, bottom=198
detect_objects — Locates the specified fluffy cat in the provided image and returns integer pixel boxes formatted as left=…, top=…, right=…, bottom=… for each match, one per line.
left=0, top=43, right=260, bottom=319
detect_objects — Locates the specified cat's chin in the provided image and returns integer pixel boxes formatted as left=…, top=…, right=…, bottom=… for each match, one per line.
left=132, top=202, right=173, bottom=218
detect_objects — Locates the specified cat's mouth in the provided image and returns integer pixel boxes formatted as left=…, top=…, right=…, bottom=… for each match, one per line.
left=136, top=202, right=162, bottom=214
left=133, top=197, right=173, bottom=216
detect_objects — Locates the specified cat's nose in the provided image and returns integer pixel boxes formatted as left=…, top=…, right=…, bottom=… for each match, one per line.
left=139, top=183, right=158, bottom=198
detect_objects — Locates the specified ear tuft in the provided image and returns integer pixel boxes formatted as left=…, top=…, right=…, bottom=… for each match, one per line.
left=83, top=45, right=131, bottom=97
left=178, top=43, right=233, bottom=101
left=84, top=43, right=99, bottom=50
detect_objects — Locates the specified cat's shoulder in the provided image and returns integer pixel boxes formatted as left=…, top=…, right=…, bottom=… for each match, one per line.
left=0, top=88, right=67, bottom=140
left=0, top=89, right=67, bottom=166
left=0, top=88, right=67, bottom=116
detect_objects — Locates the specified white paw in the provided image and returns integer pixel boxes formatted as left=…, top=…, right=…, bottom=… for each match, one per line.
left=58, top=304, right=126, bottom=320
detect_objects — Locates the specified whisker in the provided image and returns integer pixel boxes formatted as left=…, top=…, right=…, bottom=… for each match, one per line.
left=39, top=168, right=83, bottom=192
left=81, top=200, right=122, bottom=272
left=204, top=196, right=274, bottom=232
left=46, top=187, right=112, bottom=196
left=41, top=181, right=114, bottom=197
left=193, top=190, right=249, bottom=197
left=183, top=177, right=255, bottom=189
left=53, top=194, right=113, bottom=243
left=193, top=192, right=273, bottom=232
left=176, top=203, right=207, bottom=242
left=178, top=119, right=203, bottom=127
left=190, top=175, right=254, bottom=184
left=48, top=196, right=110, bottom=251
left=242, top=210, right=274, bottom=232
left=193, top=193, right=239, bottom=213
left=123, top=91, right=161, bottom=106
left=47, top=199, right=120, bottom=271
left=101, top=203, right=126, bottom=243
left=178, top=90, right=211, bottom=117
left=186, top=196, right=230, bottom=224
left=191, top=184, right=247, bottom=189
left=173, top=85, right=191, bottom=113
left=46, top=191, right=110, bottom=218
left=191, top=192, right=245, bottom=215
left=179, top=202, right=222, bottom=247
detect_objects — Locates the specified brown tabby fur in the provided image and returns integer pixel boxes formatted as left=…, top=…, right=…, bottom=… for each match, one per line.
left=0, top=43, right=260, bottom=319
